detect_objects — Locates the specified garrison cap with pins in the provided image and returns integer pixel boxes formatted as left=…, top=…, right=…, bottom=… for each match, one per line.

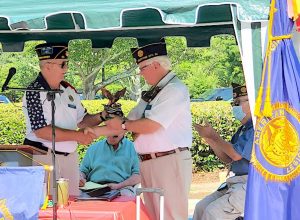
left=35, top=43, right=68, bottom=61
left=232, top=83, right=248, bottom=99
left=131, top=39, right=167, bottom=64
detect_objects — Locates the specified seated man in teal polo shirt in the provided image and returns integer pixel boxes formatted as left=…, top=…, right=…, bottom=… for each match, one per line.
left=79, top=133, right=140, bottom=196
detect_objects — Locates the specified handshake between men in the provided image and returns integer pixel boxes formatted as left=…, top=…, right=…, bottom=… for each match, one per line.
left=83, top=112, right=126, bottom=141
left=76, top=129, right=97, bottom=145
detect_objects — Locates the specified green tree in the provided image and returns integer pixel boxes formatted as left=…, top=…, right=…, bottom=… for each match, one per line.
left=165, top=35, right=243, bottom=98
left=208, top=35, right=244, bottom=86
left=179, top=62, right=219, bottom=98
left=68, top=38, right=140, bottom=100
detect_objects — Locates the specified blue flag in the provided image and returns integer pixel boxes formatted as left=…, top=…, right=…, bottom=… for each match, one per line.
left=0, top=166, right=45, bottom=220
left=245, top=0, right=300, bottom=219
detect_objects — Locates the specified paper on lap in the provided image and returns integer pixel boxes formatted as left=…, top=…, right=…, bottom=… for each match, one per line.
left=79, top=181, right=108, bottom=191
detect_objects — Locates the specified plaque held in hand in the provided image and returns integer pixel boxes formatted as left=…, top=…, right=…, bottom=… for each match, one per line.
left=101, top=88, right=126, bottom=119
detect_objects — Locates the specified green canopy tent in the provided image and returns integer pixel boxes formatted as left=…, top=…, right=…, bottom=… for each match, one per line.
left=1, top=0, right=297, bottom=116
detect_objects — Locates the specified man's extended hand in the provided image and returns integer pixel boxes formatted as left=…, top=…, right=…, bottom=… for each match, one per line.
left=194, top=122, right=218, bottom=139
left=83, top=127, right=96, bottom=136
left=105, top=116, right=123, bottom=130
left=77, top=130, right=96, bottom=145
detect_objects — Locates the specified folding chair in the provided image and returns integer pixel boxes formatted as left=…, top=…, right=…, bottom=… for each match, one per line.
left=136, top=188, right=164, bottom=220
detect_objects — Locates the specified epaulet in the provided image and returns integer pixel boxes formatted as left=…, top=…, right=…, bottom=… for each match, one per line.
left=61, top=81, right=78, bottom=93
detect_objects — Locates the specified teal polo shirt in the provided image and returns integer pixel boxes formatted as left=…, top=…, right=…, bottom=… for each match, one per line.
left=80, top=138, right=140, bottom=184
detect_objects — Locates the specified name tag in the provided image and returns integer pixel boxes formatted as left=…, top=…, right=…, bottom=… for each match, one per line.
left=145, top=105, right=152, bottom=110
left=142, top=105, right=152, bottom=118
left=68, top=104, right=77, bottom=109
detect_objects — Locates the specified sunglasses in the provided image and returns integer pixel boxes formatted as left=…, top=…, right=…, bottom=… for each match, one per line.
left=47, top=61, right=68, bottom=69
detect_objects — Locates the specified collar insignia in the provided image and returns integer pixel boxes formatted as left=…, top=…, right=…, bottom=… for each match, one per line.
left=69, top=95, right=74, bottom=102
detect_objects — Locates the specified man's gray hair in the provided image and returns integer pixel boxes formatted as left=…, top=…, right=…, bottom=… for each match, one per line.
left=147, top=56, right=172, bottom=71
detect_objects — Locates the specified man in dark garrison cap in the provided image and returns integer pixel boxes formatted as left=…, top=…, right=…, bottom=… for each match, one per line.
left=22, top=43, right=121, bottom=196
left=104, top=40, right=193, bottom=220
left=193, top=83, right=254, bottom=220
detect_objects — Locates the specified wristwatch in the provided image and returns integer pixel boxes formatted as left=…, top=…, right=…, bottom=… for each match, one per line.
left=99, top=111, right=106, bottom=122
left=121, top=120, right=127, bottom=130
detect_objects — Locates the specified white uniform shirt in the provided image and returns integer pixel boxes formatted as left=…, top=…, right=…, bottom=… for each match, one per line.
left=23, top=73, right=86, bottom=153
left=128, top=72, right=192, bottom=154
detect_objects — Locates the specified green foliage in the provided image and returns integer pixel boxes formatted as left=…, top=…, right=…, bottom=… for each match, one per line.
left=67, top=38, right=138, bottom=99
left=105, top=83, right=126, bottom=95
left=208, top=35, right=244, bottom=86
left=0, top=103, right=26, bottom=144
left=177, top=62, right=220, bottom=98
left=166, top=35, right=244, bottom=98
left=191, top=101, right=241, bottom=171
left=0, top=101, right=240, bottom=171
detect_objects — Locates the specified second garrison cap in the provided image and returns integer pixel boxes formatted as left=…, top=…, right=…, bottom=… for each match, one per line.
left=232, top=83, right=248, bottom=98
left=131, top=41, right=167, bottom=64
left=35, top=43, right=68, bottom=61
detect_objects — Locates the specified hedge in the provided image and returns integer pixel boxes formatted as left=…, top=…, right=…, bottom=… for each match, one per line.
left=0, top=100, right=240, bottom=171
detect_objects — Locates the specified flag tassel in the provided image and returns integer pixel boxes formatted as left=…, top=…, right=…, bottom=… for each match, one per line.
left=254, top=86, right=263, bottom=117
left=262, top=87, right=273, bottom=117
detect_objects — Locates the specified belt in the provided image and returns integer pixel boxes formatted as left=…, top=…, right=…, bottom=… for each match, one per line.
left=24, top=138, right=69, bottom=156
left=139, top=147, right=189, bottom=162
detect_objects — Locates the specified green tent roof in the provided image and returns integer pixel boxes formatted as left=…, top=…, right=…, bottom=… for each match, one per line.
left=0, top=0, right=270, bottom=50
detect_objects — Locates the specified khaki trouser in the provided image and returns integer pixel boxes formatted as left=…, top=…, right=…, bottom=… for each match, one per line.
left=140, top=150, right=192, bottom=220
left=33, top=151, right=80, bottom=196
left=193, top=175, right=247, bottom=220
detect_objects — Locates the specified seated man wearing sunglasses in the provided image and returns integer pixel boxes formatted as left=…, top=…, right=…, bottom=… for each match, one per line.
left=22, top=43, right=119, bottom=196
left=193, top=83, right=254, bottom=220
left=79, top=133, right=140, bottom=196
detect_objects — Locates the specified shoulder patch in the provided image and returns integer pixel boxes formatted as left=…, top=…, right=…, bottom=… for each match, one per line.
left=61, top=81, right=78, bottom=93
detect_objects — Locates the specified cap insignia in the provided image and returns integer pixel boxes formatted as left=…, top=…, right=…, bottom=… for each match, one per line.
left=138, top=50, right=144, bottom=58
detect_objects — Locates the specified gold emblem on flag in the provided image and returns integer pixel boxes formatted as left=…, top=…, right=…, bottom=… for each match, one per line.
left=260, top=117, right=298, bottom=167
left=252, top=103, right=300, bottom=182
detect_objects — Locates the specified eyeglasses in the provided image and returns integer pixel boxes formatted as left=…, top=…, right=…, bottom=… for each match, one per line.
left=139, top=63, right=152, bottom=71
left=47, top=61, right=68, bottom=69
left=231, top=99, right=249, bottom=106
